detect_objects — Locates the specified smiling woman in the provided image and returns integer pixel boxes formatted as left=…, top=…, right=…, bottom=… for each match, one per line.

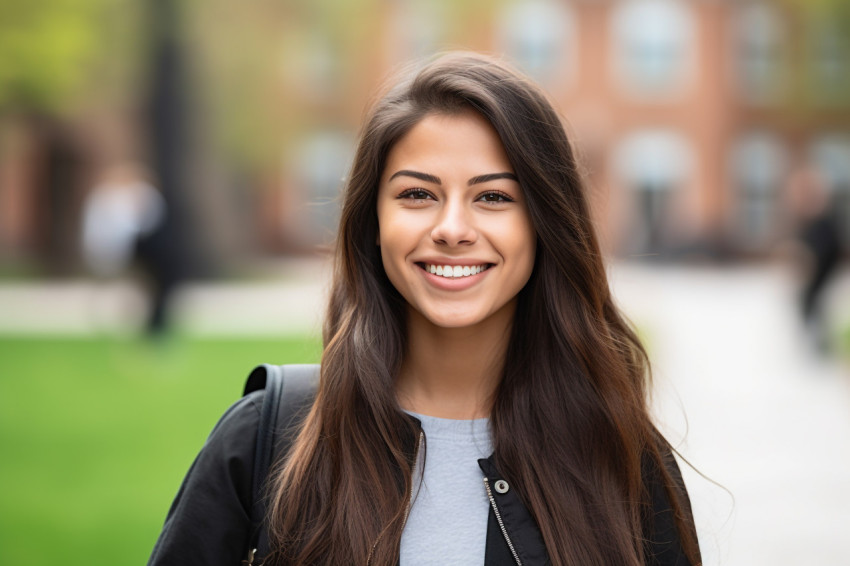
left=148, top=52, right=702, bottom=566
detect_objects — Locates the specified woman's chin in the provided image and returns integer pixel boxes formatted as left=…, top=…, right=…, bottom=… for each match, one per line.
left=415, top=307, right=490, bottom=330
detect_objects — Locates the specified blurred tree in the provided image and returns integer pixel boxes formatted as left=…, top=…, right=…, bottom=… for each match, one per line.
left=183, top=0, right=380, bottom=171
left=781, top=0, right=850, bottom=110
left=0, top=0, right=110, bottom=114
left=0, top=0, right=155, bottom=273
left=0, top=0, right=108, bottom=272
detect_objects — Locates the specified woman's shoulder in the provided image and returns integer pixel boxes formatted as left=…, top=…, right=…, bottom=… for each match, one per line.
left=204, top=390, right=265, bottom=452
left=171, top=390, right=268, bottom=517
left=147, top=390, right=267, bottom=565
left=178, top=390, right=267, bottom=508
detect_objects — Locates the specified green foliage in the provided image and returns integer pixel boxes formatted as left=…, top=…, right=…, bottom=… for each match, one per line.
left=0, top=0, right=104, bottom=112
left=781, top=0, right=850, bottom=109
left=841, top=322, right=850, bottom=361
left=0, top=334, right=321, bottom=566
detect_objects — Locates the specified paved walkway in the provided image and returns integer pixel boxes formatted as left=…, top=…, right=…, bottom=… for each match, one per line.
left=1, top=260, right=848, bottom=564
left=0, top=259, right=331, bottom=337
left=610, top=263, right=850, bottom=566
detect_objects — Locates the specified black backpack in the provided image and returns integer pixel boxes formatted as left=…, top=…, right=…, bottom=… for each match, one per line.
left=242, top=364, right=320, bottom=565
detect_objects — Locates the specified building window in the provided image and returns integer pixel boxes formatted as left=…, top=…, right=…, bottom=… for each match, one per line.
left=808, top=18, right=850, bottom=106
left=729, top=132, right=788, bottom=250
left=731, top=2, right=788, bottom=106
left=495, top=0, right=576, bottom=89
left=610, top=0, right=695, bottom=101
left=385, top=1, right=443, bottom=64
left=611, top=129, right=694, bottom=255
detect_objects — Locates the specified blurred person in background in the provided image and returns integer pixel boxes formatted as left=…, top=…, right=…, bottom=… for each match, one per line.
left=784, top=165, right=844, bottom=356
left=148, top=52, right=700, bottom=566
left=81, top=163, right=178, bottom=337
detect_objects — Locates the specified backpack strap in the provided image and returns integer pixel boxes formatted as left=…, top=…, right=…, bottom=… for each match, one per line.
left=243, top=363, right=320, bottom=565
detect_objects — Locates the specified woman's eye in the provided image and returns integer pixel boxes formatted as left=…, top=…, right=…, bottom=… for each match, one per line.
left=478, top=191, right=513, bottom=203
left=399, top=189, right=433, bottom=200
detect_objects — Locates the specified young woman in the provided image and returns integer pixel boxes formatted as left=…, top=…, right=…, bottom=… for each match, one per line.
left=149, top=52, right=701, bottom=566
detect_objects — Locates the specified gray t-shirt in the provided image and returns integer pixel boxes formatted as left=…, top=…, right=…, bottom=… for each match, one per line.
left=400, top=412, right=494, bottom=566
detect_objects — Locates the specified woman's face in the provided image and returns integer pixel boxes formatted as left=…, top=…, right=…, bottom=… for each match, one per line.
left=376, top=110, right=536, bottom=330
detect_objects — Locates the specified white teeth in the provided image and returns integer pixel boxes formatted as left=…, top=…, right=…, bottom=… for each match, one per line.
left=424, top=263, right=488, bottom=278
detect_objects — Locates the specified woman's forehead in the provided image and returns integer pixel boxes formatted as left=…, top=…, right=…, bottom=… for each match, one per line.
left=381, top=112, right=513, bottom=181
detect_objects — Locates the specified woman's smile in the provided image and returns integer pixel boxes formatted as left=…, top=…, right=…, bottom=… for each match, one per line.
left=415, top=260, right=494, bottom=292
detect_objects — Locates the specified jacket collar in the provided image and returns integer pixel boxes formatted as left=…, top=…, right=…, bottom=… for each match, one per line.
left=405, top=414, right=549, bottom=565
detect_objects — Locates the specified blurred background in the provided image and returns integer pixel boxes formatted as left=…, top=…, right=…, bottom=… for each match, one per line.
left=0, top=0, right=848, bottom=564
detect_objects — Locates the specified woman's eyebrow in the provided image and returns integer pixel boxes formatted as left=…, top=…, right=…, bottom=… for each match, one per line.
left=388, top=170, right=442, bottom=184
left=468, top=172, right=518, bottom=186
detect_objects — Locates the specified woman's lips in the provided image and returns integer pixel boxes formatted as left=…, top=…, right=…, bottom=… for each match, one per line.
left=415, top=262, right=493, bottom=290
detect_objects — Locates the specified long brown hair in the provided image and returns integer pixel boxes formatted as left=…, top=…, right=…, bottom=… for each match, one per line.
left=267, top=52, right=700, bottom=566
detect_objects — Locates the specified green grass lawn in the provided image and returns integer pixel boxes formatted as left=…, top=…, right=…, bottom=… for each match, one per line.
left=0, top=334, right=321, bottom=566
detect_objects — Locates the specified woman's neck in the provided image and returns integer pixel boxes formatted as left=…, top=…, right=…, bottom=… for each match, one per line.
left=395, top=304, right=514, bottom=420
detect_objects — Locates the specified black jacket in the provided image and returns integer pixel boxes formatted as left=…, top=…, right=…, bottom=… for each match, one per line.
left=148, top=392, right=697, bottom=566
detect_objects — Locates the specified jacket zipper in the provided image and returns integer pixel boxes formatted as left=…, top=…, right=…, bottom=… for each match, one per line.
left=483, top=477, right=523, bottom=566
left=366, top=430, right=424, bottom=566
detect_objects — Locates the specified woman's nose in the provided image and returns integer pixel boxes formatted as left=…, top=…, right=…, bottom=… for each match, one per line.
left=430, top=200, right=477, bottom=246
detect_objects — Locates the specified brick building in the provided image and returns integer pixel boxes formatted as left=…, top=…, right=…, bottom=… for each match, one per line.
left=1, top=0, right=848, bottom=271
